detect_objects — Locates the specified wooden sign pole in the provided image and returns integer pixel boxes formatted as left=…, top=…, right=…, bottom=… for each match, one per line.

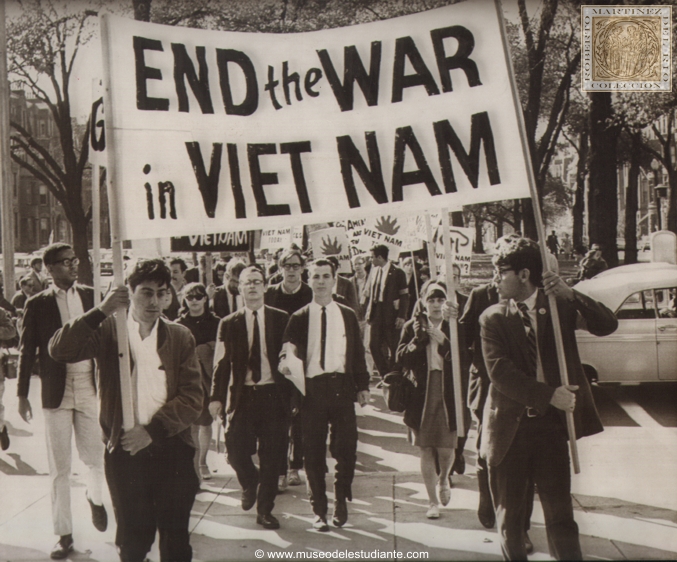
left=101, top=14, right=134, bottom=431
left=441, top=209, right=466, bottom=438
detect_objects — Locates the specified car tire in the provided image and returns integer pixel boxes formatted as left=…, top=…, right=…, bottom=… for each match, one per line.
left=583, top=365, right=598, bottom=385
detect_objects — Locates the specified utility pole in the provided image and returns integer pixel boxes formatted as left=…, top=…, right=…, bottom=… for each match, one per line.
left=0, top=2, right=16, bottom=300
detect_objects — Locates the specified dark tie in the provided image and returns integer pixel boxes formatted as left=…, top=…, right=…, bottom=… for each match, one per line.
left=249, top=310, right=261, bottom=383
left=517, top=302, right=537, bottom=378
left=320, top=306, right=327, bottom=371
left=231, top=292, right=238, bottom=312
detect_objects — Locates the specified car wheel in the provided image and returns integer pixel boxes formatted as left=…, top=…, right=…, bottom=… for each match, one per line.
left=583, top=365, right=598, bottom=385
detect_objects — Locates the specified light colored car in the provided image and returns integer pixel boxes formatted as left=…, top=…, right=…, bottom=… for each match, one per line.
left=574, top=262, right=677, bottom=384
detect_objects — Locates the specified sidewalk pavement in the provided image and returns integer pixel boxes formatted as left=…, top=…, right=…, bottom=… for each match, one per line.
left=1, top=377, right=677, bottom=561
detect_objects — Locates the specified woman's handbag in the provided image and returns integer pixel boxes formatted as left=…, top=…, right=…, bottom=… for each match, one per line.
left=383, top=371, right=414, bottom=413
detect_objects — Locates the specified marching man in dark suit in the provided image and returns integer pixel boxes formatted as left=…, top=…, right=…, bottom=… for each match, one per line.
left=281, top=259, right=370, bottom=531
left=367, top=244, right=409, bottom=379
left=480, top=237, right=617, bottom=560
left=209, top=266, right=292, bottom=530
left=17, top=243, right=107, bottom=560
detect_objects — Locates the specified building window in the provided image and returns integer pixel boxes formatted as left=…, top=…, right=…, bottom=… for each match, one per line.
left=39, top=185, right=48, bottom=205
left=40, top=217, right=50, bottom=245
left=39, top=121, right=46, bottom=137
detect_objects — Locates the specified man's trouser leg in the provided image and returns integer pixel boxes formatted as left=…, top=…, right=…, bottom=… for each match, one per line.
left=301, top=379, right=331, bottom=517
left=44, top=407, right=74, bottom=537
left=72, top=385, right=104, bottom=506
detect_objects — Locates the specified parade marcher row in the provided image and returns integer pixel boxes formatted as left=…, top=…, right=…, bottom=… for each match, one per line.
left=9, top=235, right=618, bottom=562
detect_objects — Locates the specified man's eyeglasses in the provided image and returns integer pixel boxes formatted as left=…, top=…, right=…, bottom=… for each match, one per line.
left=185, top=294, right=206, bottom=301
left=240, top=279, right=264, bottom=287
left=493, top=267, right=513, bottom=277
left=54, top=257, right=79, bottom=268
left=282, top=263, right=302, bottom=271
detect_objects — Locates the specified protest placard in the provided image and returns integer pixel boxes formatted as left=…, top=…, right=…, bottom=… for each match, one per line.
left=308, top=227, right=352, bottom=274
left=434, top=225, right=474, bottom=276
left=170, top=231, right=251, bottom=252
left=100, top=0, right=531, bottom=241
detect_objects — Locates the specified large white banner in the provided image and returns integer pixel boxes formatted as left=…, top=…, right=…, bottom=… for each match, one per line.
left=100, top=0, right=530, bottom=240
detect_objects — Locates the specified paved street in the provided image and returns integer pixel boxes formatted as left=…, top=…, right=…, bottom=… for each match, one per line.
left=1, top=377, right=676, bottom=561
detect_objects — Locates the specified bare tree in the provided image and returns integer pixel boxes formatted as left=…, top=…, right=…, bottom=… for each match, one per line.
left=7, top=0, right=101, bottom=283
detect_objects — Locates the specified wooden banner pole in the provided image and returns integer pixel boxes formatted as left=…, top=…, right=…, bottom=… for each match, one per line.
left=92, top=164, right=101, bottom=306
left=410, top=250, right=419, bottom=300
left=205, top=252, right=213, bottom=286
left=441, top=208, right=466, bottom=438
left=101, top=14, right=134, bottom=432
left=495, top=0, right=579, bottom=472
left=424, top=215, right=438, bottom=276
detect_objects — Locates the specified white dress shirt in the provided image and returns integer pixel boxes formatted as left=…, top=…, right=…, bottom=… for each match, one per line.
left=306, top=301, right=346, bottom=378
left=127, top=314, right=167, bottom=425
left=53, top=284, right=93, bottom=376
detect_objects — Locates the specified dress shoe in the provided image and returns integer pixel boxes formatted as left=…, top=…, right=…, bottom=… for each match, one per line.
left=199, top=465, right=212, bottom=480
left=477, top=498, right=496, bottom=529
left=287, top=469, right=302, bottom=486
left=241, top=485, right=257, bottom=511
left=277, top=475, right=288, bottom=493
left=438, top=485, right=451, bottom=507
left=426, top=504, right=440, bottom=519
left=0, top=426, right=9, bottom=451
left=524, top=532, right=534, bottom=554
left=312, top=515, right=330, bottom=532
left=332, top=497, right=348, bottom=527
left=50, top=535, right=74, bottom=560
left=256, top=513, right=280, bottom=530
left=87, top=493, right=108, bottom=532
left=452, top=452, right=466, bottom=475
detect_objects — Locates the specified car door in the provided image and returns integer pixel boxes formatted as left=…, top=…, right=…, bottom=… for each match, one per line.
left=655, top=287, right=677, bottom=380
left=600, top=289, right=658, bottom=382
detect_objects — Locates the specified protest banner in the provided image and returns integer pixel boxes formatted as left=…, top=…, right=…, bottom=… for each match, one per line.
left=171, top=231, right=252, bottom=252
left=308, top=227, right=352, bottom=274
left=99, top=0, right=531, bottom=242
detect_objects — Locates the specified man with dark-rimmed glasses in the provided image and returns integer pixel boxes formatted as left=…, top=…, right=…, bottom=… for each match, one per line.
left=17, top=243, right=107, bottom=559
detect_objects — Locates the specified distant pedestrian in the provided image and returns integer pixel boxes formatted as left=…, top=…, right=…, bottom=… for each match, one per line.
left=0, top=308, right=18, bottom=451
left=546, top=230, right=560, bottom=255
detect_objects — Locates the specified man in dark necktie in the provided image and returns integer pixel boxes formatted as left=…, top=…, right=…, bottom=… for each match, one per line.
left=212, top=260, right=246, bottom=319
left=281, top=259, right=370, bottom=531
left=366, top=244, right=409, bottom=379
left=209, top=266, right=292, bottom=530
left=480, top=237, right=617, bottom=560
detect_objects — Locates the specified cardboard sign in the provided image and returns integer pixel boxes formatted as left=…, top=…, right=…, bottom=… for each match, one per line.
left=100, top=1, right=531, bottom=240
left=170, top=231, right=251, bottom=252
left=309, top=227, right=352, bottom=274
left=434, top=226, right=474, bottom=276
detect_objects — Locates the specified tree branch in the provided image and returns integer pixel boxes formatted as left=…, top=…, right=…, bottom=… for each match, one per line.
left=10, top=119, right=67, bottom=184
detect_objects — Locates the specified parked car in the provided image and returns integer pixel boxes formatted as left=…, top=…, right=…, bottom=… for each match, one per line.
left=574, top=262, right=677, bottom=384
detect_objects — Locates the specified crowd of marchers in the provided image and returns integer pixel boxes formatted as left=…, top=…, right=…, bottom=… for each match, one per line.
left=0, top=235, right=619, bottom=562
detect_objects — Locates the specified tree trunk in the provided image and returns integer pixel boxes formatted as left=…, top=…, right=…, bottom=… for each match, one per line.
left=513, top=200, right=522, bottom=234
left=133, top=0, right=152, bottom=21
left=473, top=214, right=484, bottom=253
left=624, top=133, right=640, bottom=264
left=71, top=216, right=93, bottom=286
left=496, top=217, right=504, bottom=239
left=521, top=199, right=538, bottom=240
left=573, top=130, right=588, bottom=249
left=588, top=92, right=619, bottom=267
left=668, top=169, right=677, bottom=233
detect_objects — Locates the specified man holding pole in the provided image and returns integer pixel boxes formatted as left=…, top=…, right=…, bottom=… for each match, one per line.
left=480, top=237, right=617, bottom=560
left=49, top=259, right=203, bottom=562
